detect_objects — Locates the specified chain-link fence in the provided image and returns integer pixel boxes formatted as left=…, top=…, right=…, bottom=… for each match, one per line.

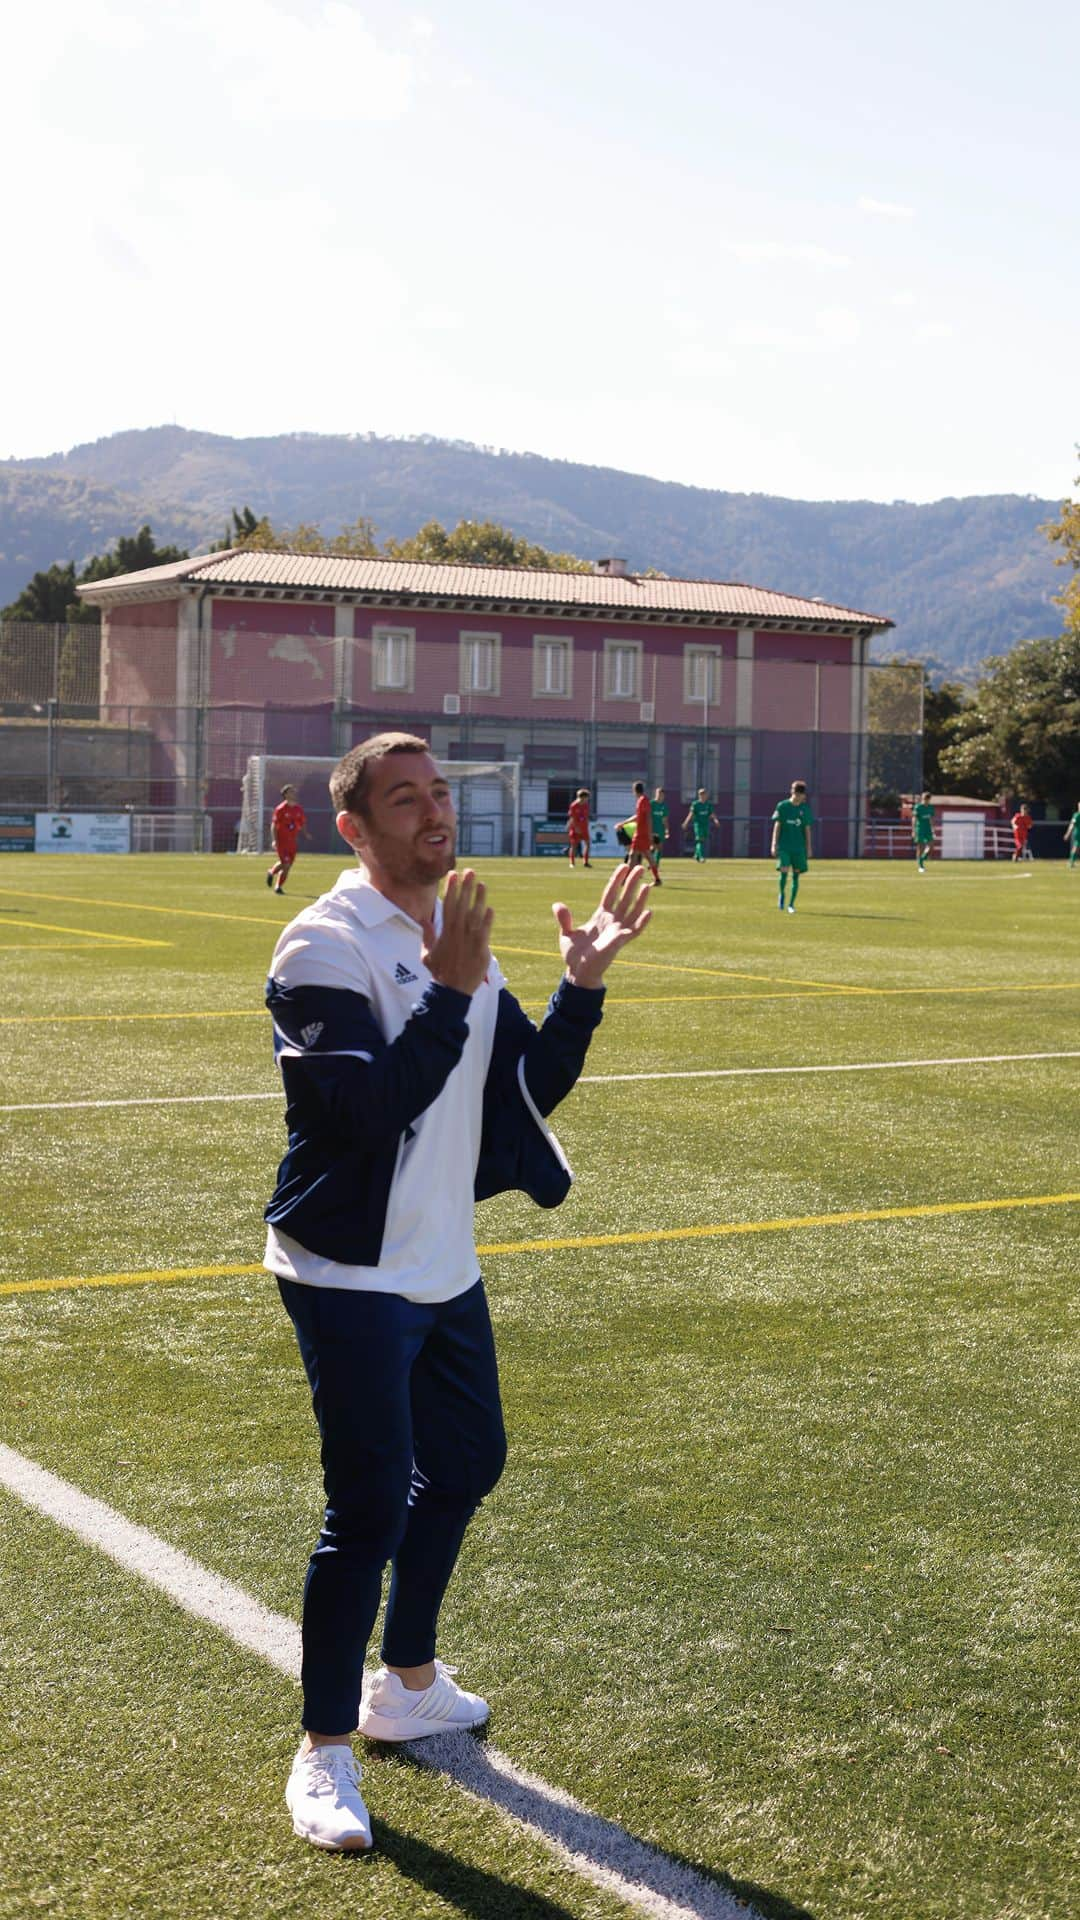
left=0, top=621, right=923, bottom=853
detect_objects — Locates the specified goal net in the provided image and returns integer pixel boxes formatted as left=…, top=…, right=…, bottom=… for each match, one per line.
left=238, top=755, right=521, bottom=857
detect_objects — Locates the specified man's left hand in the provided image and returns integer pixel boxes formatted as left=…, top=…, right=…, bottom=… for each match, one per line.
left=551, top=863, right=652, bottom=989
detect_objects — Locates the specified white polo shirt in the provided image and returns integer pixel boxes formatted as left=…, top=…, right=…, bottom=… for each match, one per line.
left=263, top=866, right=506, bottom=1303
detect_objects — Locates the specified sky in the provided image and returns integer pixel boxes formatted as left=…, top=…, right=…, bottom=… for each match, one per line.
left=3, top=0, right=1078, bottom=503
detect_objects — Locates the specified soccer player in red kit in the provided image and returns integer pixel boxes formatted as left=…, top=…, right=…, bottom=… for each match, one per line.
left=1011, top=804, right=1033, bottom=862
left=567, top=789, right=592, bottom=867
left=627, top=780, right=660, bottom=885
left=267, top=784, right=309, bottom=894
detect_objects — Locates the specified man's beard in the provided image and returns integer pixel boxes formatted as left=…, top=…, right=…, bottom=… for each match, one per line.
left=400, top=834, right=456, bottom=885
left=358, top=822, right=457, bottom=890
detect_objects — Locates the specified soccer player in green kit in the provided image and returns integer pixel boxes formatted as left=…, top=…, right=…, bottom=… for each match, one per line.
left=1065, top=803, right=1080, bottom=868
left=771, top=780, right=814, bottom=912
left=681, top=789, right=719, bottom=862
left=912, top=792, right=934, bottom=872
left=650, top=786, right=670, bottom=873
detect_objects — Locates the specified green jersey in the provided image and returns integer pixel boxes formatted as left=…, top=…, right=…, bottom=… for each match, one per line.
left=689, top=799, right=713, bottom=837
left=912, top=802, right=934, bottom=843
left=773, top=798, right=814, bottom=871
left=650, top=800, right=670, bottom=839
left=1068, top=810, right=1080, bottom=846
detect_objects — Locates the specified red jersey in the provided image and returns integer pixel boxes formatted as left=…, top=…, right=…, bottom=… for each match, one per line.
left=1011, top=812, right=1031, bottom=844
left=567, top=798, right=590, bottom=838
left=272, top=801, right=306, bottom=844
left=631, top=793, right=652, bottom=851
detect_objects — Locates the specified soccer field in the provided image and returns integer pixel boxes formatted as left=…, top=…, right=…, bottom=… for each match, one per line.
left=1, top=853, right=1077, bottom=1920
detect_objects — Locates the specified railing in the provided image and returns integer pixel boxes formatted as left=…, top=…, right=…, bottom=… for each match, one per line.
left=130, top=811, right=213, bottom=853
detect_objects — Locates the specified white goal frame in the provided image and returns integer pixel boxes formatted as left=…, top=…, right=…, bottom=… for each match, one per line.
left=238, top=754, right=521, bottom=857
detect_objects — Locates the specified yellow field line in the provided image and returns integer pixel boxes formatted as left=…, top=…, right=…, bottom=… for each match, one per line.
left=5, top=976, right=1080, bottom=1026
left=476, top=1191, right=1080, bottom=1253
left=0, top=916, right=169, bottom=948
left=0, top=1009, right=263, bottom=1027
left=0, top=943, right=129, bottom=953
left=0, top=1262, right=265, bottom=1297
left=588, top=981, right=1080, bottom=1007
left=495, top=943, right=862, bottom=992
left=3, top=1191, right=1076, bottom=1298
left=0, top=884, right=285, bottom=929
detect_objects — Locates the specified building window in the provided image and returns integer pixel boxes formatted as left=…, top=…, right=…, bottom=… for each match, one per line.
left=460, top=631, right=501, bottom=696
left=372, top=625, right=414, bottom=691
left=685, top=646, right=721, bottom=706
left=532, top=636, right=572, bottom=698
left=604, top=638, right=641, bottom=700
left=681, top=739, right=722, bottom=800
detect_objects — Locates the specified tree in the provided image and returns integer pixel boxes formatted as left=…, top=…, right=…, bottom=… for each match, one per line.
left=2, top=562, right=81, bottom=623
left=1043, top=468, right=1080, bottom=638
left=922, top=679, right=969, bottom=791
left=1, top=524, right=189, bottom=706
left=227, top=511, right=280, bottom=551
left=78, top=524, right=188, bottom=603
left=866, top=658, right=924, bottom=809
left=225, top=509, right=380, bottom=555
left=219, top=505, right=262, bottom=548
left=864, top=658, right=971, bottom=799
left=939, top=631, right=1080, bottom=806
left=383, top=518, right=590, bottom=572
left=329, top=517, right=380, bottom=557
left=224, top=509, right=584, bottom=570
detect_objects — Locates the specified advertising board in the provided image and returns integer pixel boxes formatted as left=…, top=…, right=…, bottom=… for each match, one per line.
left=530, top=815, right=633, bottom=856
left=0, top=812, right=35, bottom=853
left=35, top=813, right=133, bottom=854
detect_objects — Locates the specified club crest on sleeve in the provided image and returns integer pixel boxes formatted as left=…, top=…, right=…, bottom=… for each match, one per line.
left=394, top=961, right=419, bottom=985
left=299, top=1021, right=324, bottom=1047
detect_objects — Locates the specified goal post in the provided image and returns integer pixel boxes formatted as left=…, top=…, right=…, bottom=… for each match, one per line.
left=239, top=755, right=521, bottom=857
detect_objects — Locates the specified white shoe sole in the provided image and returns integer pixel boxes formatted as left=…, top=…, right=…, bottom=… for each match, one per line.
left=358, top=1703, right=489, bottom=1742
left=289, top=1817, right=372, bottom=1851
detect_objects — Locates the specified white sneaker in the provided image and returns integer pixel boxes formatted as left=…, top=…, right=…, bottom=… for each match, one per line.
left=285, top=1742, right=372, bottom=1851
left=357, top=1660, right=489, bottom=1741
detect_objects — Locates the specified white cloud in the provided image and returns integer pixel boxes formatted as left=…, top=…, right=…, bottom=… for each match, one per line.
left=732, top=241, right=850, bottom=268
left=729, top=323, right=805, bottom=351
left=413, top=306, right=466, bottom=332
left=10, top=2, right=422, bottom=136
left=857, top=196, right=916, bottom=220
left=730, top=307, right=863, bottom=354
left=193, top=0, right=417, bottom=126
left=667, top=343, right=738, bottom=379
left=915, top=321, right=955, bottom=342
left=889, top=289, right=917, bottom=307
left=816, top=306, right=862, bottom=347
left=92, top=223, right=152, bottom=280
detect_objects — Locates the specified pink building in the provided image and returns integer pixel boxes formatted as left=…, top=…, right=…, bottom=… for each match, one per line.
left=80, top=551, right=893, bottom=853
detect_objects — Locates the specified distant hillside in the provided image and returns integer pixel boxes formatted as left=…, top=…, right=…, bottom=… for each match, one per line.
left=2, top=427, right=1064, bottom=672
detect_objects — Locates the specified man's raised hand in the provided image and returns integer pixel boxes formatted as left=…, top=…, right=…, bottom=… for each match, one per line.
left=423, top=869, right=493, bottom=996
left=551, top=862, right=652, bottom=990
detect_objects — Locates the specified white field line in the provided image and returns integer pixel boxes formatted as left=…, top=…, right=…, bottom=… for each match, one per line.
left=0, top=1091, right=280, bottom=1114
left=0, top=1442, right=755, bottom=1920
left=580, top=1049, right=1080, bottom=1085
left=3, top=1048, right=1080, bottom=1113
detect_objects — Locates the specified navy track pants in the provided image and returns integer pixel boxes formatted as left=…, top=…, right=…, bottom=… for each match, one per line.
left=278, top=1276, right=507, bottom=1734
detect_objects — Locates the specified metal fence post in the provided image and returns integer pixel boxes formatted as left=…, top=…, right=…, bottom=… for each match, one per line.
left=46, top=697, right=58, bottom=809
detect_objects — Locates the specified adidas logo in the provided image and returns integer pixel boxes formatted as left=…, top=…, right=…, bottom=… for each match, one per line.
left=394, top=961, right=419, bottom=985
left=300, top=1021, right=324, bottom=1047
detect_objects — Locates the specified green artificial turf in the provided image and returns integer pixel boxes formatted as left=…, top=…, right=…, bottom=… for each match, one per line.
left=1, top=851, right=1078, bottom=1920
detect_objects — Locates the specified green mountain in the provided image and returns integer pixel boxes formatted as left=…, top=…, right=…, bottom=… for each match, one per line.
left=1, top=426, right=1064, bottom=672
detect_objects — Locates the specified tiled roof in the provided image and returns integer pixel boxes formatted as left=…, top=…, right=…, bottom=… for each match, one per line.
left=78, top=550, right=893, bottom=628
